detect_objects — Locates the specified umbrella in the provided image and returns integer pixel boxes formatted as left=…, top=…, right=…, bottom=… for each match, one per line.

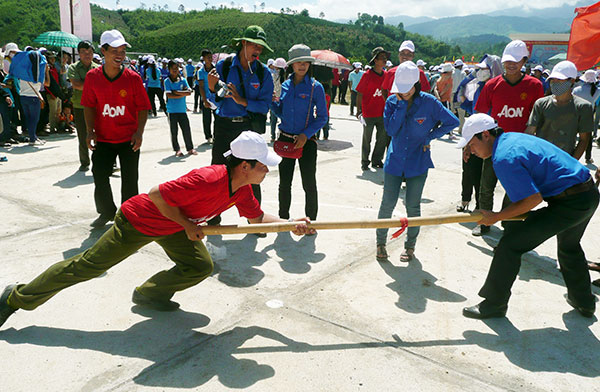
left=212, top=52, right=234, bottom=64
left=33, top=31, right=82, bottom=48
left=310, top=50, right=352, bottom=70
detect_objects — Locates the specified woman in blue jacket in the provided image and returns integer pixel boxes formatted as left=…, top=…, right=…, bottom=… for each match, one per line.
left=377, top=61, right=459, bottom=262
left=271, top=44, right=328, bottom=221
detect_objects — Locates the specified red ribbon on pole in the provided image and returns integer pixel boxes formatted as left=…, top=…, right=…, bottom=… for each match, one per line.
left=390, top=217, right=409, bottom=240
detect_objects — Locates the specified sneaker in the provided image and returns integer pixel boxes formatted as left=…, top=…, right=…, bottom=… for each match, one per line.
left=78, top=165, right=89, bottom=172
left=372, top=162, right=384, bottom=169
left=132, top=288, right=180, bottom=311
left=207, top=137, right=213, bottom=144
left=472, top=224, right=490, bottom=236
left=586, top=158, right=594, bottom=164
left=0, top=284, right=17, bottom=328
left=28, top=138, right=46, bottom=146
left=91, top=214, right=113, bottom=228
left=253, top=232, right=267, bottom=238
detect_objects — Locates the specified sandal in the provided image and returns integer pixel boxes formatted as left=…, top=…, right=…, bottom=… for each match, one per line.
left=400, top=248, right=414, bottom=262
left=376, top=244, right=388, bottom=262
left=456, top=201, right=469, bottom=212
left=175, top=150, right=184, bottom=157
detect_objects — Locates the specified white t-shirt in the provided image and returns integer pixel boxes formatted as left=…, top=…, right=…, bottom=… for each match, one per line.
left=19, top=79, right=41, bottom=98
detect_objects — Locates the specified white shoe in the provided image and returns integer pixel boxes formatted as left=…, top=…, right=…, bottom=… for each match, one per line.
left=28, top=138, right=46, bottom=146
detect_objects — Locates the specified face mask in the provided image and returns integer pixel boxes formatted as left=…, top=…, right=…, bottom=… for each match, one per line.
left=476, top=69, right=490, bottom=82
left=550, top=80, right=573, bottom=97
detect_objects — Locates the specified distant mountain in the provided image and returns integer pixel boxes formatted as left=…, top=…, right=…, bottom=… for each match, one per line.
left=487, top=1, right=587, bottom=18
left=405, top=14, right=573, bottom=41
left=384, top=15, right=435, bottom=27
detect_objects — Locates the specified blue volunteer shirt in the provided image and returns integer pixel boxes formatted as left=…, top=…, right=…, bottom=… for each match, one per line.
left=383, top=92, right=459, bottom=178
left=145, top=67, right=161, bottom=88
left=270, top=74, right=328, bottom=139
left=164, top=77, right=190, bottom=114
left=195, top=66, right=214, bottom=99
left=493, top=132, right=591, bottom=202
left=213, top=55, right=274, bottom=118
left=185, top=64, right=195, bottom=79
left=160, top=66, right=169, bottom=80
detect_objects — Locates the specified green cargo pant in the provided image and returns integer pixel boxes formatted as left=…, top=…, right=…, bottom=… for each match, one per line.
left=8, top=210, right=213, bottom=311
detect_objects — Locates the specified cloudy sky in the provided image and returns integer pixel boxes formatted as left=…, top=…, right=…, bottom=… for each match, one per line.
left=92, top=0, right=582, bottom=20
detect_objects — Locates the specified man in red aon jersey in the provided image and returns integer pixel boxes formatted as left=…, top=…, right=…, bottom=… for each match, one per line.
left=468, top=40, right=544, bottom=236
left=82, top=30, right=152, bottom=229
left=0, top=132, right=314, bottom=328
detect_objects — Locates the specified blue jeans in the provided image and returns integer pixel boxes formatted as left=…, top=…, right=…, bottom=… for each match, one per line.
left=376, top=171, right=428, bottom=249
left=20, top=96, right=41, bottom=141
left=270, top=110, right=278, bottom=140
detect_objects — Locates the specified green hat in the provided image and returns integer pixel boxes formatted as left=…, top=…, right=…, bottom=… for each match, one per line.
left=231, top=25, right=273, bottom=53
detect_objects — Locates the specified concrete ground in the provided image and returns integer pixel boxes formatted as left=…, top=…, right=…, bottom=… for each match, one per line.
left=1, top=103, right=599, bottom=391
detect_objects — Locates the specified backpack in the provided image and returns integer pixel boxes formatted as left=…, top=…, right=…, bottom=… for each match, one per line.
left=9, top=51, right=47, bottom=84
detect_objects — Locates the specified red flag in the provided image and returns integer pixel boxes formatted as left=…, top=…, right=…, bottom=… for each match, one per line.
left=568, top=1, right=600, bottom=69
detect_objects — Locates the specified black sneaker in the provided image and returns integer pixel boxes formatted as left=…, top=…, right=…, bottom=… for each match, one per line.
left=91, top=214, right=113, bottom=228
left=0, top=284, right=17, bottom=328
left=564, top=294, right=595, bottom=318
left=132, top=289, right=180, bottom=311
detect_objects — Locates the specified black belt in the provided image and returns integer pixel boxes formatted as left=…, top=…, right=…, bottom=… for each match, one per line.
left=216, top=115, right=250, bottom=123
left=547, top=177, right=595, bottom=200
left=279, top=131, right=317, bottom=141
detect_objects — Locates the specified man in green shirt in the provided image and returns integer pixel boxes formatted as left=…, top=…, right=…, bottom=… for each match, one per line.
left=67, top=40, right=99, bottom=172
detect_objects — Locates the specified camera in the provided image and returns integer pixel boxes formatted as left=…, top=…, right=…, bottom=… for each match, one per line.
left=216, top=80, right=231, bottom=98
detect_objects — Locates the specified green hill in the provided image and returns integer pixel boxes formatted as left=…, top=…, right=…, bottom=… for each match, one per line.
left=0, top=2, right=459, bottom=65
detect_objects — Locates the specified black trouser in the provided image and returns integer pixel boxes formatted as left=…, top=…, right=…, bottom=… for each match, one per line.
left=0, top=100, right=15, bottom=142
left=339, top=80, right=348, bottom=103
left=210, top=115, right=262, bottom=224
left=193, top=85, right=201, bottom=111
left=332, top=85, right=338, bottom=102
left=350, top=91, right=357, bottom=115
left=147, top=87, right=166, bottom=115
left=73, top=108, right=90, bottom=167
left=462, top=154, right=482, bottom=207
left=278, top=135, right=318, bottom=220
left=36, top=91, right=49, bottom=133
left=201, top=104, right=213, bottom=140
left=92, top=141, right=140, bottom=218
left=479, top=157, right=498, bottom=211
left=168, top=112, right=193, bottom=151
left=479, top=184, right=599, bottom=309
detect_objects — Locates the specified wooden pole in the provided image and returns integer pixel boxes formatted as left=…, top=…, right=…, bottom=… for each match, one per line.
left=200, top=212, right=527, bottom=235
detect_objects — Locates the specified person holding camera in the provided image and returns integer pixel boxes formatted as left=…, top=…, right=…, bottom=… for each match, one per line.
left=206, top=25, right=274, bottom=227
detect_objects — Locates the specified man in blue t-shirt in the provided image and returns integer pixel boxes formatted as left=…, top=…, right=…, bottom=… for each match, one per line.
left=348, top=62, right=364, bottom=116
left=457, top=113, right=599, bottom=320
left=164, top=60, right=195, bottom=156
left=194, top=49, right=215, bottom=143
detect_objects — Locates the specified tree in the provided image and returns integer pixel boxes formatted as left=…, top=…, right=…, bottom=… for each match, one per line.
left=163, top=3, right=169, bottom=10
left=178, top=4, right=185, bottom=12
left=116, top=0, right=120, bottom=7
left=204, top=1, right=209, bottom=9
left=139, top=1, right=146, bottom=9
left=300, top=9, right=309, bottom=17
left=260, top=2, right=265, bottom=11
left=253, top=4, right=256, bottom=12
left=319, top=12, right=325, bottom=19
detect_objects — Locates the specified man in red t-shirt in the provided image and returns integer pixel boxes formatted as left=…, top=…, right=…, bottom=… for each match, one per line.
left=81, top=30, right=152, bottom=228
left=0, top=132, right=314, bottom=324
left=382, top=40, right=431, bottom=97
left=356, top=47, right=390, bottom=170
left=469, top=40, right=545, bottom=236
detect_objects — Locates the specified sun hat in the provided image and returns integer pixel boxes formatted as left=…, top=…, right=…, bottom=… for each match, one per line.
left=287, top=44, right=314, bottom=66
left=100, top=30, right=131, bottom=48
left=454, top=59, right=464, bottom=67
left=390, top=61, right=420, bottom=94
left=369, top=46, right=390, bottom=66
left=548, top=61, right=578, bottom=80
left=501, top=40, right=528, bottom=63
left=223, top=131, right=281, bottom=166
left=457, top=113, right=498, bottom=148
left=274, top=57, right=287, bottom=68
left=440, top=63, right=453, bottom=73
left=231, top=25, right=273, bottom=53
left=399, top=40, right=415, bottom=53
left=474, top=60, right=489, bottom=69
left=267, top=58, right=275, bottom=66
left=2, top=43, right=19, bottom=57
left=580, top=69, right=598, bottom=83
left=416, top=59, right=426, bottom=67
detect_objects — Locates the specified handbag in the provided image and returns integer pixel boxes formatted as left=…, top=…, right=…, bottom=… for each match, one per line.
left=273, top=79, right=315, bottom=159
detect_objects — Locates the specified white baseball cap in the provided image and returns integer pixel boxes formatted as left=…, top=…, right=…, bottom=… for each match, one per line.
left=147, top=57, right=155, bottom=64
left=267, top=58, right=275, bottom=66
left=224, top=131, right=281, bottom=166
left=399, top=40, right=415, bottom=53
left=454, top=59, right=464, bottom=67
left=187, top=58, right=192, bottom=63
left=475, top=61, right=489, bottom=69
left=390, top=61, right=420, bottom=94
left=532, top=65, right=543, bottom=72
left=581, top=69, right=598, bottom=83
left=457, top=113, right=498, bottom=148
left=548, top=60, right=578, bottom=80
left=100, top=29, right=131, bottom=48
left=386, top=60, right=393, bottom=67
left=353, top=61, right=363, bottom=69
left=501, top=40, right=528, bottom=63
left=416, top=59, right=426, bottom=67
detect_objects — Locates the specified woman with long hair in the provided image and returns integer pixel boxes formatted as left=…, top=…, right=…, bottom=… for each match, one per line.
left=271, top=44, right=328, bottom=221
left=376, top=61, right=459, bottom=262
